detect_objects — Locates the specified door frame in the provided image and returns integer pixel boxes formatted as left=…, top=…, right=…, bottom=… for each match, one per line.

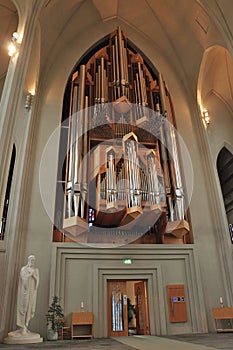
left=107, top=279, right=150, bottom=337
left=92, top=266, right=166, bottom=338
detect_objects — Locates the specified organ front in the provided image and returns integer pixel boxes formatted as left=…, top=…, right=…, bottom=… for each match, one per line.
left=53, top=27, right=190, bottom=244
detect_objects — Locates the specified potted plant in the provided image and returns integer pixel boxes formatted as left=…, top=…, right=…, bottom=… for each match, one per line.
left=46, top=296, right=65, bottom=340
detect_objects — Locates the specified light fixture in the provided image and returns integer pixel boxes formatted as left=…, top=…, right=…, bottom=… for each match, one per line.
left=8, top=32, right=20, bottom=57
left=123, top=258, right=132, bottom=265
left=25, top=91, right=34, bottom=111
left=202, top=108, right=210, bottom=128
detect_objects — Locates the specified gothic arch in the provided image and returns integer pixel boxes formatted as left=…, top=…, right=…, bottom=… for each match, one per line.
left=197, top=45, right=233, bottom=116
left=217, top=146, right=233, bottom=242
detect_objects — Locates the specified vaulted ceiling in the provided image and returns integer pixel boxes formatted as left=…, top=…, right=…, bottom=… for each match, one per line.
left=1, top=0, right=233, bottom=96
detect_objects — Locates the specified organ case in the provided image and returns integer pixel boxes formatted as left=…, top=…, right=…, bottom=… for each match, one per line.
left=54, top=27, right=190, bottom=244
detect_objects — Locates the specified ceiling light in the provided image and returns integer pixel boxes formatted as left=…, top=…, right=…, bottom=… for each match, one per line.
left=8, top=32, right=20, bottom=57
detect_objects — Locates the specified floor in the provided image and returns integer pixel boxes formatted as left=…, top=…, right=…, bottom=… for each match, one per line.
left=1, top=334, right=233, bottom=350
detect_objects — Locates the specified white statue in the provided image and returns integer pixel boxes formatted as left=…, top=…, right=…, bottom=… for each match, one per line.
left=17, top=255, right=39, bottom=334
left=4, top=255, right=43, bottom=344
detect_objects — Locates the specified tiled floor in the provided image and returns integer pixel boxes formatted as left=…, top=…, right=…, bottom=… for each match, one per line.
left=166, top=333, right=233, bottom=350
left=1, top=333, right=233, bottom=350
left=0, top=338, right=135, bottom=350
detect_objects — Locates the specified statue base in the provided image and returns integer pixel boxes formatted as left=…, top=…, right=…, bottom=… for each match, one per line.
left=4, top=329, right=43, bottom=344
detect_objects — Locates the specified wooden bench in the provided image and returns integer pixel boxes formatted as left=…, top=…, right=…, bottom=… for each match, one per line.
left=212, top=307, right=233, bottom=332
left=71, top=312, right=94, bottom=339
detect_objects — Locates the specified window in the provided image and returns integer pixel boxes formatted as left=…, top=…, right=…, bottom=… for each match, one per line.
left=0, top=145, right=16, bottom=240
left=217, top=147, right=233, bottom=243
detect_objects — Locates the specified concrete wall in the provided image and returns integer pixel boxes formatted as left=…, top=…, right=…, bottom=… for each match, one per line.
left=1, top=1, right=233, bottom=341
left=49, top=244, right=207, bottom=337
left=16, top=18, right=233, bottom=338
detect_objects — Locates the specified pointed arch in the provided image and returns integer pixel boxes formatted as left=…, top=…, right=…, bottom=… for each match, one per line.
left=217, top=146, right=233, bottom=242
left=197, top=45, right=233, bottom=117
left=0, top=144, right=16, bottom=240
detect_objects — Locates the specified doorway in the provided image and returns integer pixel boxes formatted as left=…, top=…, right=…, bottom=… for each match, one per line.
left=107, top=279, right=150, bottom=337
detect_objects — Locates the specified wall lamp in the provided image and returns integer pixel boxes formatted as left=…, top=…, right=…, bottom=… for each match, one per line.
left=202, top=108, right=210, bottom=128
left=8, top=32, right=20, bottom=57
left=25, top=91, right=35, bottom=111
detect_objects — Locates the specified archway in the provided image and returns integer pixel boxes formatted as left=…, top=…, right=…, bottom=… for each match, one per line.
left=217, top=147, right=233, bottom=243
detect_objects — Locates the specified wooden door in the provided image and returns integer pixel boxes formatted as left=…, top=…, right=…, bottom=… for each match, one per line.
left=107, top=280, right=128, bottom=337
left=134, top=281, right=150, bottom=335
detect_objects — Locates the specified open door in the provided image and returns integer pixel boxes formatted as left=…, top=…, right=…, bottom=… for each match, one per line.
left=107, top=280, right=128, bottom=337
left=134, top=281, right=150, bottom=335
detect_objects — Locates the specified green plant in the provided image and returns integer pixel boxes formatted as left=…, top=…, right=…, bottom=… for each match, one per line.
left=46, top=296, right=65, bottom=332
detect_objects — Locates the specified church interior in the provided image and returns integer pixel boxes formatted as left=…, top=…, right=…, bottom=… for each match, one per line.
left=0, top=0, right=233, bottom=343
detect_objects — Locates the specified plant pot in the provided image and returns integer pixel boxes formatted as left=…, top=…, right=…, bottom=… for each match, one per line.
left=47, top=329, right=58, bottom=341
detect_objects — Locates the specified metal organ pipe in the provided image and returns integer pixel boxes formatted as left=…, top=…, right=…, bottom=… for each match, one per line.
left=123, top=43, right=129, bottom=98
left=147, top=153, right=160, bottom=206
left=117, top=166, right=124, bottom=201
left=66, top=83, right=78, bottom=218
left=114, top=35, right=120, bottom=98
left=98, top=66, right=101, bottom=102
left=118, top=28, right=125, bottom=95
left=95, top=72, right=99, bottom=102
left=125, top=139, right=141, bottom=208
left=73, top=64, right=86, bottom=217
left=166, top=120, right=184, bottom=220
left=100, top=57, right=104, bottom=103
left=158, top=73, right=167, bottom=114
left=100, top=174, right=106, bottom=200
left=105, top=69, right=108, bottom=102
left=107, top=152, right=117, bottom=205
left=80, top=95, right=89, bottom=219
left=138, top=62, right=147, bottom=107
left=158, top=73, right=184, bottom=221
left=112, top=44, right=117, bottom=100
left=158, top=73, right=174, bottom=220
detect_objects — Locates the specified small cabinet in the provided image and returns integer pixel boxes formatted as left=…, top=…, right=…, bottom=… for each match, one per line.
left=71, top=312, right=94, bottom=339
left=213, top=307, right=233, bottom=332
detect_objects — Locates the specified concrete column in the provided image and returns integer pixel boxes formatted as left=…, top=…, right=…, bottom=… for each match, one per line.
left=0, top=0, right=45, bottom=342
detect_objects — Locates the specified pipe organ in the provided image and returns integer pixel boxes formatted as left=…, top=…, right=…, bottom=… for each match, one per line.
left=54, top=27, right=190, bottom=244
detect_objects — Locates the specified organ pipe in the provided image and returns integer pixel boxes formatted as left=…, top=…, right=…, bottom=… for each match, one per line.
left=147, top=152, right=160, bottom=206
left=106, top=150, right=117, bottom=206
left=66, top=83, right=78, bottom=218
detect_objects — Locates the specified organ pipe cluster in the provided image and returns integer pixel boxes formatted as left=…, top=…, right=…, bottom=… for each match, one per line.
left=59, top=27, right=189, bottom=242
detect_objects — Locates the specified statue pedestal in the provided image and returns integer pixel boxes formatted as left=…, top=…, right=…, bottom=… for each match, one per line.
left=4, top=329, right=43, bottom=344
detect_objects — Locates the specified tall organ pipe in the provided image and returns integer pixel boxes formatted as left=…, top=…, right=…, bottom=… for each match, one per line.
left=107, top=152, right=117, bottom=205
left=66, top=83, right=78, bottom=217
left=80, top=95, right=89, bottom=219
left=158, top=73, right=184, bottom=221
left=73, top=64, right=85, bottom=216
left=147, top=153, right=160, bottom=206
left=125, top=139, right=141, bottom=208
left=158, top=73, right=174, bottom=220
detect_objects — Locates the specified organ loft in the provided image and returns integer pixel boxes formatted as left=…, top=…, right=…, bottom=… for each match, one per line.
left=53, top=27, right=190, bottom=245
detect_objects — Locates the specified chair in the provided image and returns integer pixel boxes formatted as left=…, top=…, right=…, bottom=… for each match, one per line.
left=59, top=319, right=71, bottom=340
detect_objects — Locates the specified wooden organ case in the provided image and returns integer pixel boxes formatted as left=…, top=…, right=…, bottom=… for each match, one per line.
left=54, top=27, right=190, bottom=244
